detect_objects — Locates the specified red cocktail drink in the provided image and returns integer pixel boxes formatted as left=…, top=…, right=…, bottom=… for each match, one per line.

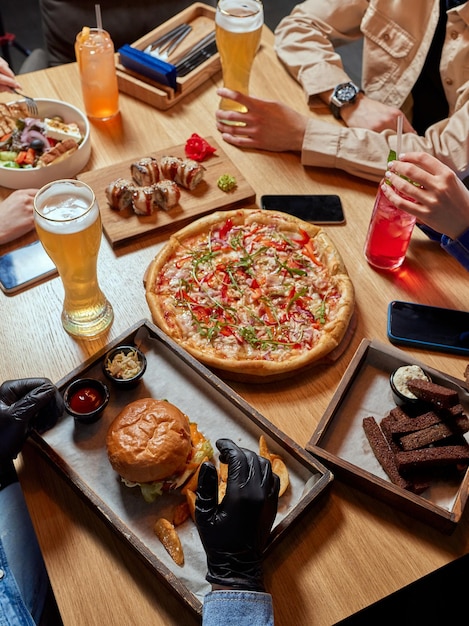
left=364, top=184, right=416, bottom=271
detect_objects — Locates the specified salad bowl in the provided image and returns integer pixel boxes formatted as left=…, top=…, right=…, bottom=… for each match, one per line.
left=0, top=98, right=91, bottom=190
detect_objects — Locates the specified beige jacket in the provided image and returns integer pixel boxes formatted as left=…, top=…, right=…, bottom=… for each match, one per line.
left=275, top=0, right=469, bottom=182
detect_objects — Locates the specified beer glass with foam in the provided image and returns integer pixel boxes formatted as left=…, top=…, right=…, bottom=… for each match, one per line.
left=34, top=179, right=114, bottom=338
left=215, top=0, right=263, bottom=119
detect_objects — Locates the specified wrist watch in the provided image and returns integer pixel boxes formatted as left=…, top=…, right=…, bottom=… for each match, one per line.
left=329, top=81, right=362, bottom=119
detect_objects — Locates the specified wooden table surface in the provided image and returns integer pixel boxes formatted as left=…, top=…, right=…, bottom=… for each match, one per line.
left=2, top=26, right=469, bottom=626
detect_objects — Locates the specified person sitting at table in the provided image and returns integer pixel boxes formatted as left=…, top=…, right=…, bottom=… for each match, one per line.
left=382, top=151, right=469, bottom=271
left=196, top=438, right=279, bottom=626
left=215, top=0, right=469, bottom=184
left=0, top=378, right=64, bottom=625
left=1, top=374, right=278, bottom=626
left=0, top=58, right=39, bottom=245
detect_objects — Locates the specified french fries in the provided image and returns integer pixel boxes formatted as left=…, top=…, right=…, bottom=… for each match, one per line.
left=172, top=501, right=190, bottom=527
left=185, top=489, right=197, bottom=522
left=181, top=456, right=209, bottom=495
left=153, top=518, right=184, bottom=566
left=218, top=461, right=228, bottom=503
left=154, top=438, right=290, bottom=567
left=259, top=435, right=290, bottom=497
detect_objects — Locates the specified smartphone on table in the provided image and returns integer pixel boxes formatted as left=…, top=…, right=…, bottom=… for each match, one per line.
left=260, top=194, right=345, bottom=224
left=387, top=300, right=469, bottom=356
left=0, top=240, right=57, bottom=295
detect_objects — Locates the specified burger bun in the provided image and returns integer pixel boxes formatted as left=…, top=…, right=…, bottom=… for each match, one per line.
left=106, top=398, right=192, bottom=484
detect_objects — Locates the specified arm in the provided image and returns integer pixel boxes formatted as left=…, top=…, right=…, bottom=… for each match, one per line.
left=382, top=152, right=469, bottom=270
left=274, top=0, right=367, bottom=101
left=0, top=57, right=22, bottom=92
left=216, top=95, right=469, bottom=181
left=196, top=439, right=279, bottom=626
left=0, top=189, right=38, bottom=245
left=383, top=152, right=469, bottom=240
left=0, top=378, right=63, bottom=464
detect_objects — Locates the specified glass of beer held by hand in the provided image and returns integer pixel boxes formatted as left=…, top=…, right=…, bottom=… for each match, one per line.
left=216, top=0, right=263, bottom=120
left=34, top=179, right=114, bottom=338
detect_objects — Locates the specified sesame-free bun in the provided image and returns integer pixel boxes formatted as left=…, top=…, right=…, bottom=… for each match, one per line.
left=106, top=398, right=192, bottom=483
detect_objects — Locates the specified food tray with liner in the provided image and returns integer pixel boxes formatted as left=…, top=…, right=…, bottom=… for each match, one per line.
left=307, top=338, right=469, bottom=533
left=116, top=3, right=221, bottom=110
left=30, top=319, right=333, bottom=616
left=77, top=137, right=255, bottom=248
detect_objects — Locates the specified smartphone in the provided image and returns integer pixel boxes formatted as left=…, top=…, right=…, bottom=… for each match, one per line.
left=0, top=240, right=57, bottom=295
left=387, top=300, right=469, bottom=356
left=260, top=194, right=345, bottom=224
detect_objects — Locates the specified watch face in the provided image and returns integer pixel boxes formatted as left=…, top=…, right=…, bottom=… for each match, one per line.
left=336, top=83, right=358, bottom=103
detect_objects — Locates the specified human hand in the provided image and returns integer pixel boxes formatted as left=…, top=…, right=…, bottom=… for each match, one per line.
left=382, top=152, right=469, bottom=240
left=0, top=378, right=64, bottom=462
left=341, top=94, right=415, bottom=133
left=0, top=57, right=22, bottom=92
left=215, top=88, right=308, bottom=152
left=0, top=188, right=38, bottom=245
left=195, top=438, right=279, bottom=592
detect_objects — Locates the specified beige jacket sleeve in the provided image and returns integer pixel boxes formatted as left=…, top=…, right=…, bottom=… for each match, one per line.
left=302, top=103, right=469, bottom=183
left=275, top=0, right=469, bottom=182
left=274, top=0, right=369, bottom=106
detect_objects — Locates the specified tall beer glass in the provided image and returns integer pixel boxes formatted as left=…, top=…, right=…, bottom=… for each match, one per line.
left=215, top=0, right=263, bottom=118
left=34, top=179, right=114, bottom=338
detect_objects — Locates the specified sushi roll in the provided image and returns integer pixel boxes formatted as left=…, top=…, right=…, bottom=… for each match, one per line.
left=131, top=186, right=158, bottom=216
left=130, top=156, right=161, bottom=186
left=154, top=179, right=181, bottom=211
left=175, top=158, right=205, bottom=190
left=159, top=155, right=181, bottom=182
left=105, top=178, right=135, bottom=211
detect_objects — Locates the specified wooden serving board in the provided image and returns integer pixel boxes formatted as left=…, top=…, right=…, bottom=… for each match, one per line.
left=78, top=136, right=256, bottom=248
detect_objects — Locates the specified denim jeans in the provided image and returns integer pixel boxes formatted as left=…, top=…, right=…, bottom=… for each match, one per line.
left=0, top=482, right=49, bottom=625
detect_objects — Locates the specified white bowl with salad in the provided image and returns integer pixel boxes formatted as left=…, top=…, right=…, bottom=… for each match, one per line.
left=0, top=98, right=91, bottom=190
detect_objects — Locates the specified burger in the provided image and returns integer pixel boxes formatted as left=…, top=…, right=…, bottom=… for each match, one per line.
left=106, top=398, right=212, bottom=502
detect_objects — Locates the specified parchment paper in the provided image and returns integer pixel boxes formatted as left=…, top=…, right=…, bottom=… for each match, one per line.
left=42, top=325, right=323, bottom=604
left=319, top=347, right=468, bottom=512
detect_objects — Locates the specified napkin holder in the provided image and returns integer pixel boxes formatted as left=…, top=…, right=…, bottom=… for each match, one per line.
left=118, top=45, right=177, bottom=90
left=115, top=3, right=221, bottom=110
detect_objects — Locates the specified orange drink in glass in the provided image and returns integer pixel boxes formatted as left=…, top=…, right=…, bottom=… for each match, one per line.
left=75, top=27, right=119, bottom=121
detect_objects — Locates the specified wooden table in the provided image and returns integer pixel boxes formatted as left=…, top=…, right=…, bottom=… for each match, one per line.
left=2, top=27, right=469, bottom=626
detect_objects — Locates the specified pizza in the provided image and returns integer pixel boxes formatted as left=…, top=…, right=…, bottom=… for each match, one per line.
left=145, top=208, right=354, bottom=379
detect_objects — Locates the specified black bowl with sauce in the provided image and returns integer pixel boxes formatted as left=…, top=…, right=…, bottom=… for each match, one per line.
left=102, top=344, right=147, bottom=388
left=63, top=378, right=110, bottom=423
left=389, top=365, right=431, bottom=407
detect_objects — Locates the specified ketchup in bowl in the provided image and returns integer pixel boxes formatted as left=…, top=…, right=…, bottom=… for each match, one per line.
left=64, top=378, right=110, bottom=423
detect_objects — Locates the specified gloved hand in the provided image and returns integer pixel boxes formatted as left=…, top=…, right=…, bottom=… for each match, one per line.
left=195, top=438, right=280, bottom=592
left=0, top=378, right=64, bottom=462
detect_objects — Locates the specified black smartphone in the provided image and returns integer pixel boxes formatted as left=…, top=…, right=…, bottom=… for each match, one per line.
left=260, top=194, right=345, bottom=224
left=0, top=240, right=57, bottom=295
left=387, top=300, right=469, bottom=356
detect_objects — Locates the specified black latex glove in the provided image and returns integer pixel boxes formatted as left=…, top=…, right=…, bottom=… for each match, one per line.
left=0, top=378, right=64, bottom=462
left=195, top=438, right=280, bottom=592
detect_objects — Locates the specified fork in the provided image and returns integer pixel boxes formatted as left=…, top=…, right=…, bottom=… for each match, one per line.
left=10, top=89, right=39, bottom=116
left=144, top=23, right=192, bottom=61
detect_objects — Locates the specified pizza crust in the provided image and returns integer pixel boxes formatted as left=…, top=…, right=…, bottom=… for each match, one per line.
left=146, top=208, right=354, bottom=379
